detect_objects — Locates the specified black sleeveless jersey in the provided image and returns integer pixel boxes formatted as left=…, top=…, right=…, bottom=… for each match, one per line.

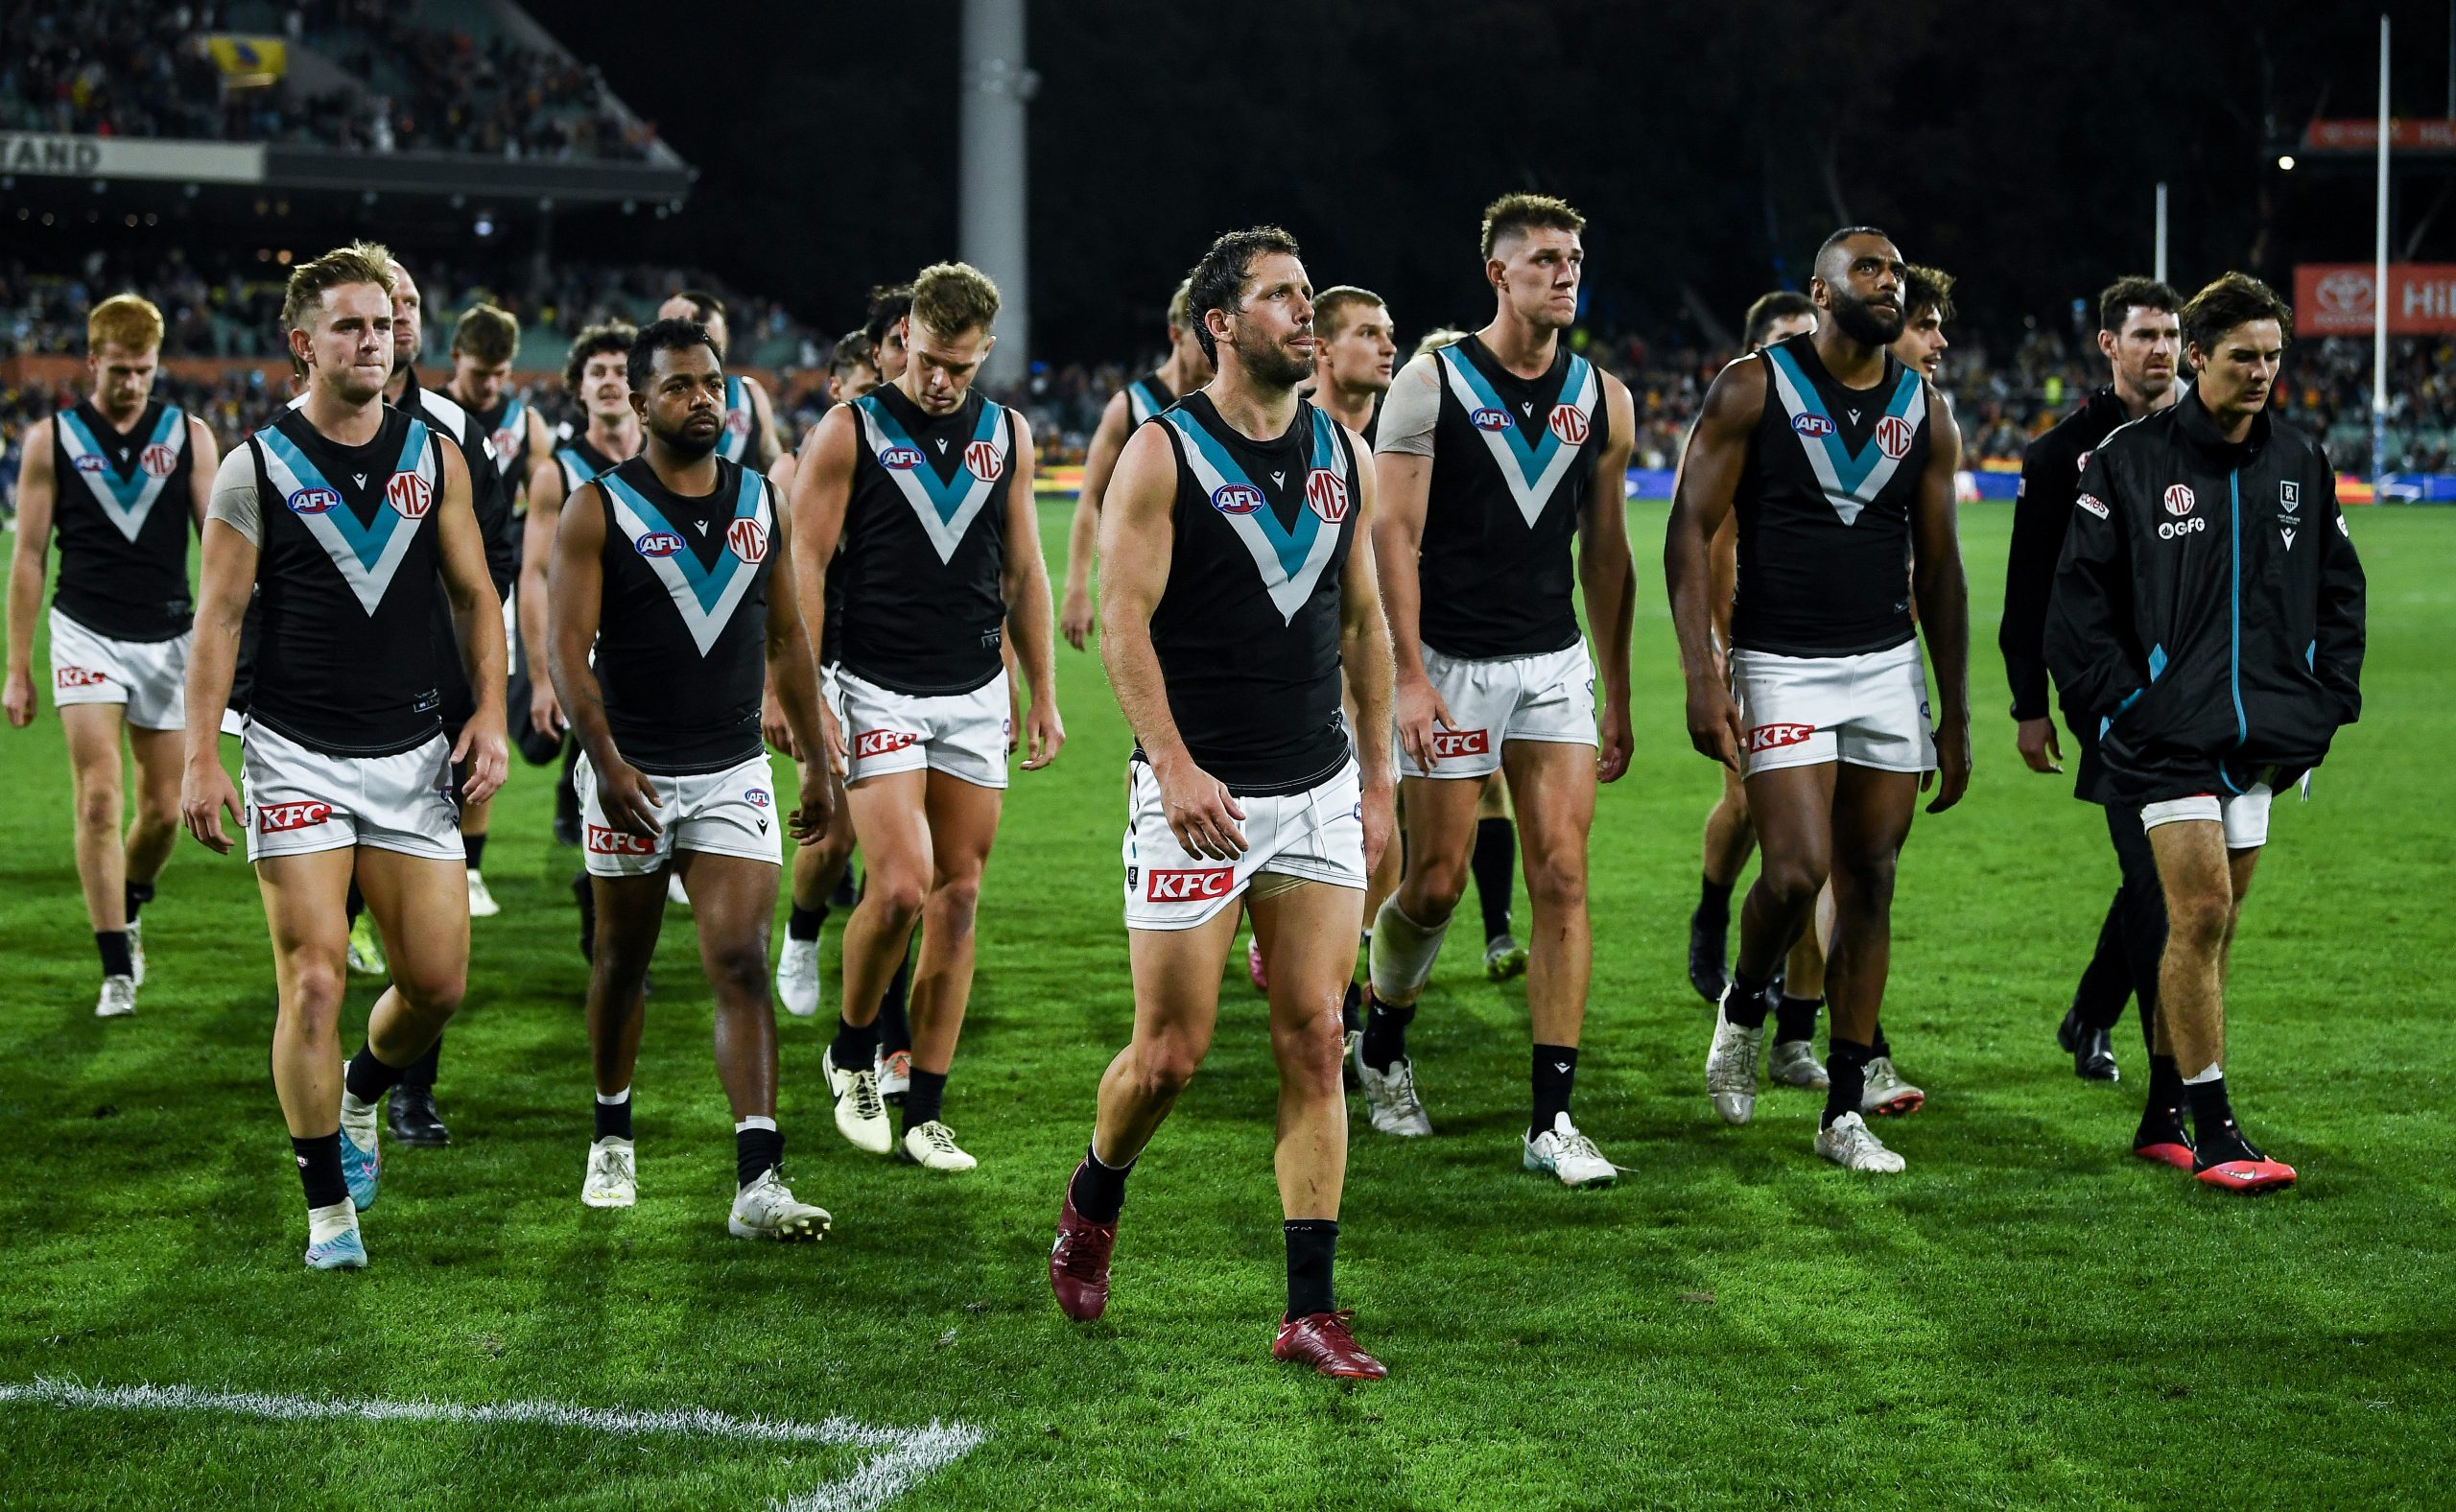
left=468, top=392, right=534, bottom=510
left=555, top=435, right=626, bottom=500
left=589, top=456, right=775, bottom=773
left=1731, top=333, right=1931, bottom=657
left=837, top=384, right=1018, bottom=696
left=244, top=406, right=449, bottom=756
left=1417, top=335, right=1606, bottom=659
left=1124, top=371, right=1176, bottom=427
left=1144, top=393, right=1358, bottom=795
left=716, top=374, right=764, bottom=470
left=50, top=398, right=197, bottom=641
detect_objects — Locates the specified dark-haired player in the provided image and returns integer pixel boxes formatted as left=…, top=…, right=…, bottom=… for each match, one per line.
left=1047, top=225, right=1395, bottom=1381
left=1668, top=226, right=1972, bottom=1173
left=2045, top=272, right=2363, bottom=1193
left=658, top=290, right=783, bottom=476
left=2004, top=277, right=2183, bottom=1083
left=548, top=318, right=835, bottom=1235
left=5, top=294, right=217, bottom=1020
left=1364, top=194, right=1638, bottom=1181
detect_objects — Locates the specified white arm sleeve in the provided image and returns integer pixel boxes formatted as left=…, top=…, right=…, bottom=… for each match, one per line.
left=1372, top=353, right=1443, bottom=458
left=205, top=444, right=263, bottom=547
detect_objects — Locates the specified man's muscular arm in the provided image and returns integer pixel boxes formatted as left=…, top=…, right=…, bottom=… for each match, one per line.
left=1910, top=385, right=1972, bottom=814
left=1579, top=371, right=1640, bottom=783
left=789, top=407, right=861, bottom=772
left=1665, top=360, right=1766, bottom=767
left=3, top=419, right=57, bottom=726
left=1060, top=390, right=1135, bottom=650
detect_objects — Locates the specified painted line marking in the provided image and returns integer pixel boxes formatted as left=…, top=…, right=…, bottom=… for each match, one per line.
left=0, top=1379, right=985, bottom=1512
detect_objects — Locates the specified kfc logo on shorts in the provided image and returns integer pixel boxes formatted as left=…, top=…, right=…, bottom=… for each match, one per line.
left=73, top=454, right=107, bottom=473
left=880, top=446, right=925, bottom=470
left=1791, top=413, right=1834, bottom=438
left=586, top=824, right=656, bottom=856
left=1211, top=483, right=1263, bottom=515
left=2163, top=484, right=2196, bottom=517
left=1430, top=728, right=1492, bottom=759
left=387, top=472, right=434, bottom=519
left=855, top=728, right=920, bottom=759
left=1471, top=407, right=1512, bottom=433
left=1548, top=405, right=1591, bottom=445
left=55, top=666, right=108, bottom=690
left=286, top=486, right=339, bottom=515
left=140, top=443, right=178, bottom=478
left=1305, top=468, right=1350, bottom=524
left=964, top=439, right=1004, bottom=482
left=634, top=532, right=685, bottom=557
left=1744, top=722, right=1816, bottom=753
left=257, top=801, right=333, bottom=833
left=2076, top=492, right=2110, bottom=521
left=1145, top=866, right=1234, bottom=902
left=1874, top=414, right=1915, bottom=461
left=727, top=517, right=769, bottom=563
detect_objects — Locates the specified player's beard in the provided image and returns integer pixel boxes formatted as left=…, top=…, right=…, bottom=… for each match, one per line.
left=653, top=414, right=720, bottom=460
left=1237, top=323, right=1314, bottom=391
left=1830, top=289, right=1905, bottom=346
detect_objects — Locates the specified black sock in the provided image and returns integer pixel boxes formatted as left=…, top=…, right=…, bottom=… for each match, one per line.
left=2145, top=1053, right=2185, bottom=1120
left=879, top=947, right=914, bottom=1056
left=1725, top=966, right=1772, bottom=1028
left=903, top=1068, right=947, bottom=1132
left=1824, top=1037, right=1874, bottom=1127
left=1472, top=816, right=1516, bottom=942
left=342, top=1046, right=407, bottom=1105
left=345, top=881, right=364, bottom=925
left=293, top=1132, right=347, bottom=1209
left=830, top=1015, right=880, bottom=1076
left=2185, top=1075, right=2238, bottom=1146
left=1870, top=1020, right=1892, bottom=1058
left=1340, top=977, right=1363, bottom=1034
left=95, top=930, right=133, bottom=979
left=401, top=1034, right=441, bottom=1092
left=1359, top=988, right=1413, bottom=1072
left=463, top=831, right=488, bottom=870
left=594, top=1090, right=633, bottom=1142
left=1773, top=994, right=1822, bottom=1046
left=788, top=901, right=828, bottom=943
left=125, top=880, right=155, bottom=923
left=1697, top=872, right=1734, bottom=923
left=736, top=1122, right=784, bottom=1187
left=1284, top=1218, right=1338, bottom=1319
left=1530, top=1044, right=1577, bottom=1139
left=1070, top=1143, right=1134, bottom=1221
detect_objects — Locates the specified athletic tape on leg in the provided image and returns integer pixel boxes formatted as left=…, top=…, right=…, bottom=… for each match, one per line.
left=1368, top=897, right=1449, bottom=1005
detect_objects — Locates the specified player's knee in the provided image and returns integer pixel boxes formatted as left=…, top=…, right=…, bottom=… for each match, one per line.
left=2165, top=890, right=2232, bottom=952
left=393, top=961, right=466, bottom=1020
left=282, top=960, right=348, bottom=1028
left=1134, top=1040, right=1202, bottom=1100
left=1404, top=854, right=1469, bottom=920
left=73, top=781, right=123, bottom=836
left=927, top=873, right=982, bottom=931
left=702, top=936, right=769, bottom=999
left=1522, top=850, right=1586, bottom=912
left=1754, top=856, right=1824, bottom=911
left=133, top=789, right=180, bottom=836
left=866, top=873, right=929, bottom=929
left=1274, top=1008, right=1345, bottom=1093
left=1831, top=847, right=1898, bottom=906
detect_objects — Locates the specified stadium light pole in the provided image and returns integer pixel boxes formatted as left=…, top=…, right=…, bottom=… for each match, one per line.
left=2154, top=182, right=2168, bottom=285
left=961, top=0, right=1034, bottom=387
left=2374, top=13, right=2391, bottom=485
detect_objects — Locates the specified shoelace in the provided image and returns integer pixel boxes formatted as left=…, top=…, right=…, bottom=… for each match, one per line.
left=916, top=1122, right=960, bottom=1156
left=600, top=1147, right=634, bottom=1183
left=1055, top=1221, right=1112, bottom=1279
left=1555, top=1127, right=1605, bottom=1165
left=1386, top=1063, right=1425, bottom=1116
left=846, top=1072, right=886, bottom=1123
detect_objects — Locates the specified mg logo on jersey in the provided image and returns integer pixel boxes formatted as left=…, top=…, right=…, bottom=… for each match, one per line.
left=492, top=426, right=522, bottom=460
left=1211, top=483, right=1264, bottom=515
left=723, top=409, right=750, bottom=437
left=388, top=472, right=434, bottom=519
left=855, top=728, right=920, bottom=759
left=880, top=445, right=925, bottom=470
left=258, top=801, right=334, bottom=833
left=2076, top=492, right=2110, bottom=520
left=964, top=438, right=1004, bottom=482
left=1791, top=413, right=1834, bottom=438
left=1146, top=866, right=1234, bottom=902
left=55, top=666, right=108, bottom=690
left=2163, top=484, right=2196, bottom=517
left=1548, top=404, right=1592, bottom=445
left=585, top=823, right=656, bottom=856
left=1744, top=722, right=1816, bottom=753
left=727, top=517, right=770, bottom=564
left=1305, top=468, right=1350, bottom=524
left=73, top=454, right=107, bottom=473
left=1875, top=414, right=1915, bottom=461
left=140, top=443, right=178, bottom=478
left=1430, top=728, right=1491, bottom=759
left=634, top=531, right=684, bottom=557
left=286, top=486, right=339, bottom=515
left=1471, top=407, right=1512, bottom=433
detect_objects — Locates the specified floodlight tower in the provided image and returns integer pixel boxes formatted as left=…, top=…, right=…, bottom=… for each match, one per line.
left=961, top=0, right=1035, bottom=386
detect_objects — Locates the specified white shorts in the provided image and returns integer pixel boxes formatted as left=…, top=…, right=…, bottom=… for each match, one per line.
left=574, top=750, right=784, bottom=878
left=837, top=668, right=1009, bottom=790
left=1397, top=641, right=1596, bottom=780
left=820, top=663, right=845, bottom=723
left=2140, top=784, right=2273, bottom=850
left=1122, top=759, right=1366, bottom=932
left=49, top=607, right=189, bottom=730
left=1731, top=639, right=1936, bottom=777
left=241, top=720, right=461, bottom=863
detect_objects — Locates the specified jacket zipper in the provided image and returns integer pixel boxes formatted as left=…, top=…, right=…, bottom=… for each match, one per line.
left=2229, top=467, right=2248, bottom=755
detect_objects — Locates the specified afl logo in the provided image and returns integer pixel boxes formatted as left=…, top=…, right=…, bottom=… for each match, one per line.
left=2163, top=484, right=2196, bottom=517
left=140, top=443, right=177, bottom=477
left=1471, top=407, right=1512, bottom=432
left=880, top=446, right=925, bottom=470
left=727, top=516, right=770, bottom=563
left=1305, top=468, right=1350, bottom=524
left=1791, top=413, right=1834, bottom=438
left=1874, top=414, right=1915, bottom=461
left=286, top=486, right=339, bottom=515
left=634, top=532, right=684, bottom=557
left=1547, top=405, right=1591, bottom=444
left=964, top=438, right=1004, bottom=482
left=73, top=454, right=107, bottom=473
left=1211, top=483, right=1264, bottom=515
left=745, top=788, right=771, bottom=808
left=387, top=473, right=434, bottom=519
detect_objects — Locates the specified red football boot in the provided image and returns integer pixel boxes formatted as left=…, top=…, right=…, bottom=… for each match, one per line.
left=1049, top=1170, right=1119, bottom=1321
left=2194, top=1154, right=2298, bottom=1193
left=1272, top=1310, right=1388, bottom=1380
left=2133, top=1116, right=2197, bottom=1172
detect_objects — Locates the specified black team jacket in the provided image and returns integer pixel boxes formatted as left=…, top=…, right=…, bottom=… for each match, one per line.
left=2000, top=385, right=2135, bottom=724
left=2043, top=390, right=2365, bottom=807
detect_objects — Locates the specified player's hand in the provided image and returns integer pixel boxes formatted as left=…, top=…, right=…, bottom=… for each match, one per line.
left=1022, top=695, right=1065, bottom=770
left=2015, top=716, right=2063, bottom=774
left=1685, top=673, right=1744, bottom=768
left=1358, top=774, right=1395, bottom=879
left=1924, top=718, right=1972, bottom=814
left=598, top=756, right=665, bottom=837
left=819, top=702, right=849, bottom=778
left=181, top=757, right=243, bottom=855
left=2, top=668, right=34, bottom=727
left=454, top=715, right=510, bottom=806
left=528, top=678, right=565, bottom=740
left=789, top=764, right=832, bottom=845
left=762, top=687, right=795, bottom=758
left=1059, top=585, right=1095, bottom=650
left=1157, top=756, right=1246, bottom=860
left=1596, top=695, right=1634, bottom=784
left=1393, top=674, right=1456, bottom=772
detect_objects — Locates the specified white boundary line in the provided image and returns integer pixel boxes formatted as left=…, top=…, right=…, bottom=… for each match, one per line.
left=0, top=1379, right=985, bottom=1512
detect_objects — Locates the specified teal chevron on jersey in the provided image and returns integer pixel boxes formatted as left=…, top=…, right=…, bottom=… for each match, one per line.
left=1762, top=344, right=1926, bottom=527
left=1162, top=405, right=1345, bottom=622
left=1435, top=345, right=1599, bottom=526
left=853, top=393, right=1009, bottom=563
left=600, top=465, right=770, bottom=656
left=56, top=404, right=186, bottom=542
left=255, top=418, right=437, bottom=615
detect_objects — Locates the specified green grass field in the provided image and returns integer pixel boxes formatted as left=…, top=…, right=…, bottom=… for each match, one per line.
left=2, top=500, right=2451, bottom=1510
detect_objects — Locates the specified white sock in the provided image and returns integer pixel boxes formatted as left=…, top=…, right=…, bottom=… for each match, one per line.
left=307, top=1198, right=357, bottom=1245
left=1368, top=896, right=1449, bottom=1004
left=735, top=1115, right=777, bottom=1134
left=2183, top=1062, right=2225, bottom=1085
left=597, top=1087, right=631, bottom=1105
